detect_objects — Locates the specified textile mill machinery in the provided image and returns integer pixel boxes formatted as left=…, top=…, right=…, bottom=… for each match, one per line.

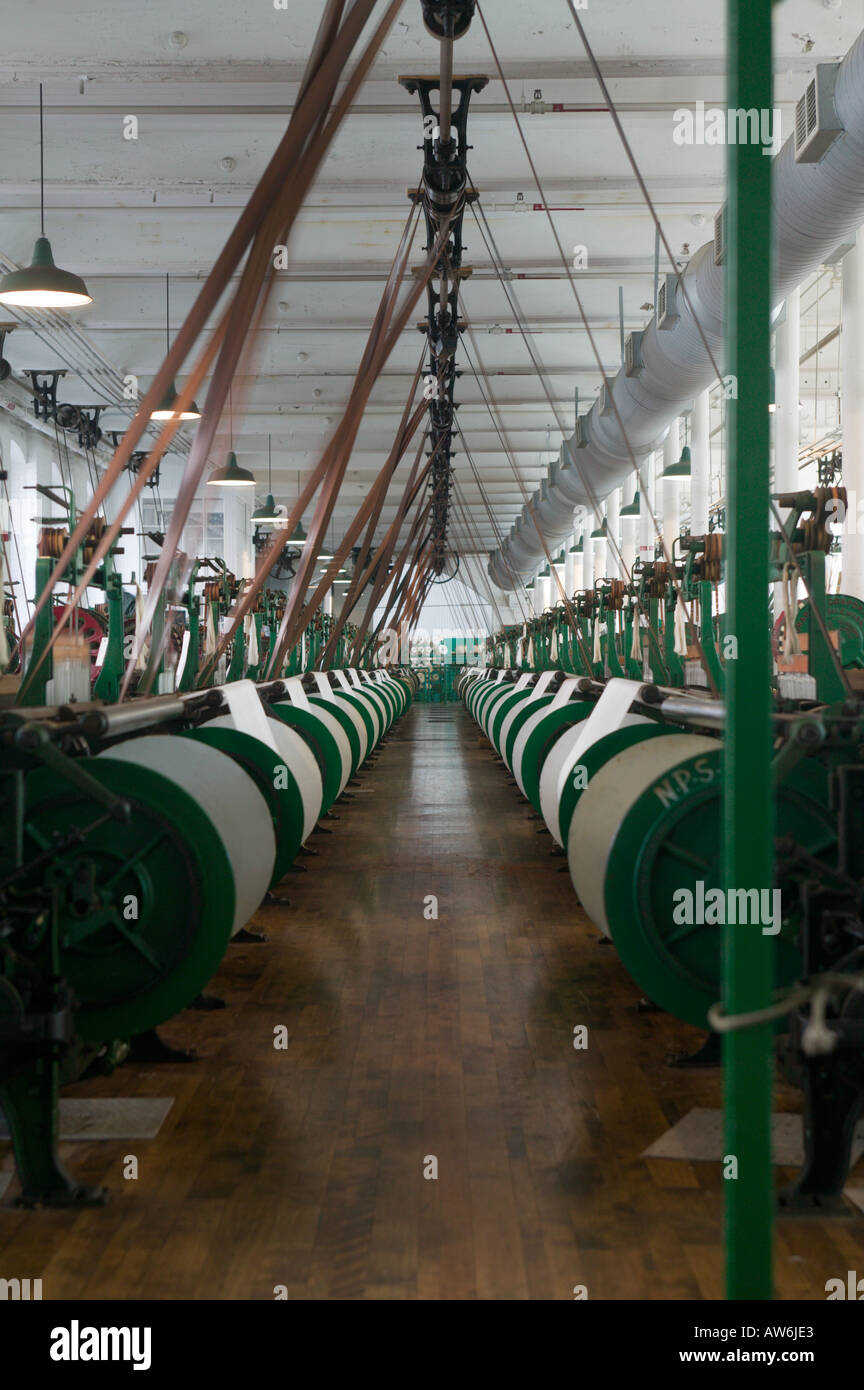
left=461, top=491, right=864, bottom=1212
left=0, top=658, right=416, bottom=1207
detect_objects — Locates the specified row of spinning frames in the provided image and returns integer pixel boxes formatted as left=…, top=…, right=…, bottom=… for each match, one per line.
left=459, top=486, right=864, bottom=1215
left=0, top=663, right=416, bottom=1207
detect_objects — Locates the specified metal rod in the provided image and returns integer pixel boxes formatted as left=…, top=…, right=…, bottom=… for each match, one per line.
left=77, top=696, right=189, bottom=739
left=39, top=83, right=45, bottom=236
left=724, top=0, right=775, bottom=1302
left=646, top=696, right=725, bottom=727
left=618, top=283, right=625, bottom=363
left=653, top=223, right=660, bottom=315
left=439, top=35, right=454, bottom=142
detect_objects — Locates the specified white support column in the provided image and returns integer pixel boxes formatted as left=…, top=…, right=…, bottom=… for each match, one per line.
left=691, top=389, right=711, bottom=535
left=842, top=235, right=864, bottom=599
left=621, top=479, right=637, bottom=575
left=564, top=533, right=575, bottom=596
left=774, top=288, right=800, bottom=495
left=551, top=554, right=566, bottom=604
left=592, top=515, right=605, bottom=586
left=639, top=451, right=656, bottom=562
left=662, top=420, right=680, bottom=555
left=606, top=487, right=621, bottom=578
left=572, top=519, right=586, bottom=589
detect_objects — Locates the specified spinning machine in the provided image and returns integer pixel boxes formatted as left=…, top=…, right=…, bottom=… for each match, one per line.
left=461, top=487, right=864, bottom=1211
left=0, top=665, right=414, bottom=1206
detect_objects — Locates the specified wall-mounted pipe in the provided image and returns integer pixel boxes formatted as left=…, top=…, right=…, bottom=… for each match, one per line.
left=489, top=28, right=864, bottom=590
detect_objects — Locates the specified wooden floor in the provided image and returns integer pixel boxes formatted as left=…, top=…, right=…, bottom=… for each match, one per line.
left=2, top=702, right=863, bottom=1299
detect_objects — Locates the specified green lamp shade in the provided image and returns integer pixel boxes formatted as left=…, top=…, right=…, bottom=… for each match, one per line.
left=207, top=450, right=255, bottom=487
left=286, top=520, right=307, bottom=546
left=590, top=519, right=607, bottom=538
left=0, top=236, right=92, bottom=308
left=151, top=379, right=201, bottom=421
left=252, top=493, right=281, bottom=522
left=525, top=579, right=536, bottom=591
left=662, top=446, right=691, bottom=479
left=568, top=536, right=584, bottom=554
left=552, top=550, right=566, bottom=569
left=539, top=563, right=551, bottom=578
left=620, top=489, right=641, bottom=517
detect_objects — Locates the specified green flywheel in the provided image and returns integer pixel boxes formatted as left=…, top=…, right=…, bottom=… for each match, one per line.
left=795, top=593, right=864, bottom=668
left=21, top=758, right=236, bottom=1042
left=603, top=749, right=836, bottom=1028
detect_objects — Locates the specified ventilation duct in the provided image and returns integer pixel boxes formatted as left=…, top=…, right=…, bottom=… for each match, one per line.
left=488, top=29, right=864, bottom=590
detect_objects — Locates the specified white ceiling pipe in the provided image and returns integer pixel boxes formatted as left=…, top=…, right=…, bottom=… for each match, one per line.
left=489, top=27, right=864, bottom=590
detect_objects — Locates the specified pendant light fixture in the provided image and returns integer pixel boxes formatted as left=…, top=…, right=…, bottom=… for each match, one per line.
left=285, top=469, right=308, bottom=546
left=207, top=385, right=255, bottom=486
left=620, top=490, right=641, bottom=517
left=0, top=85, right=92, bottom=308
left=252, top=435, right=282, bottom=522
left=661, top=445, right=691, bottom=480
left=151, top=273, right=201, bottom=420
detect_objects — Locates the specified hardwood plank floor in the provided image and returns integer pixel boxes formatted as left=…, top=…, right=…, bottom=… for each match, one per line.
left=1, top=702, right=862, bottom=1299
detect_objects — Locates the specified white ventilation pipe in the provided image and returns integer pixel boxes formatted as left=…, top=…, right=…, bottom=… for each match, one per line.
left=489, top=29, right=864, bottom=589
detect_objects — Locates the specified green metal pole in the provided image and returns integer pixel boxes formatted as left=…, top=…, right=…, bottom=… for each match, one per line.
left=724, top=0, right=775, bottom=1300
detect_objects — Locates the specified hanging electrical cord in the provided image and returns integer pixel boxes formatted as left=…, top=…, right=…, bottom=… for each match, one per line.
left=449, top=477, right=506, bottom=633
left=558, top=0, right=725, bottom=389
left=468, top=12, right=720, bottom=690
left=452, top=419, right=532, bottom=625
left=454, top=320, right=613, bottom=678
left=478, top=0, right=846, bottom=706
left=457, top=202, right=675, bottom=678
left=20, top=0, right=403, bottom=695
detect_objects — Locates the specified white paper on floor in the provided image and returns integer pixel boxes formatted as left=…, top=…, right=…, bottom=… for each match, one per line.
left=0, top=1097, right=174, bottom=1142
left=643, top=1106, right=864, bottom=1169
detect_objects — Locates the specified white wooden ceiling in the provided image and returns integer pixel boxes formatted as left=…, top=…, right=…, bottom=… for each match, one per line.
left=0, top=0, right=858, bottom=561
